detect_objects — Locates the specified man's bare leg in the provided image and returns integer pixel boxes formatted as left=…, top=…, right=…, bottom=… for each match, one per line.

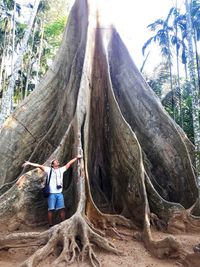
left=59, top=209, right=66, bottom=222
left=48, top=210, right=54, bottom=226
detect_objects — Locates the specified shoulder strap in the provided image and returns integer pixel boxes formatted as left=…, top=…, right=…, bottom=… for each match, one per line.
left=46, top=168, right=53, bottom=185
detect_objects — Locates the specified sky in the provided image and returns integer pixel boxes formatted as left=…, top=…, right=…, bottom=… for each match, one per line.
left=18, top=0, right=186, bottom=74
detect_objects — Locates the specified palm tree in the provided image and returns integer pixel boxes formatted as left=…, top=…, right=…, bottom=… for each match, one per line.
left=174, top=1, right=200, bottom=93
left=185, top=0, right=200, bottom=183
left=11, top=0, right=16, bottom=73
left=171, top=5, right=184, bottom=127
left=173, top=13, right=188, bottom=79
left=142, top=8, right=176, bottom=119
left=190, top=0, right=200, bottom=93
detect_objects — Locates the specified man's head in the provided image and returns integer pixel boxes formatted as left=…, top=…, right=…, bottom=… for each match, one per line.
left=51, top=159, right=59, bottom=168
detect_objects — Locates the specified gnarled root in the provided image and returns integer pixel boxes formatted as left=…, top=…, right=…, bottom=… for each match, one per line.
left=85, top=176, right=137, bottom=239
left=142, top=214, right=182, bottom=260
left=144, top=235, right=181, bottom=259
left=167, top=207, right=200, bottom=234
left=86, top=199, right=137, bottom=242
left=0, top=213, right=120, bottom=267
left=150, top=213, right=167, bottom=231
left=180, top=252, right=200, bottom=267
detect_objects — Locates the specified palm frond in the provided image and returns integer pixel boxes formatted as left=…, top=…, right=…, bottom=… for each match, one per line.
left=166, top=7, right=176, bottom=23
left=142, top=37, right=154, bottom=55
left=147, top=19, right=164, bottom=31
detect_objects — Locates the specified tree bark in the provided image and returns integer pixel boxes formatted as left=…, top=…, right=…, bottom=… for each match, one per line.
left=0, top=0, right=200, bottom=266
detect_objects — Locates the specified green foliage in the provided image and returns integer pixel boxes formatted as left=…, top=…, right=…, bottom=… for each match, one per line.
left=163, top=81, right=194, bottom=143
left=38, top=0, right=50, bottom=14
left=2, top=0, right=14, bottom=11
left=44, top=17, right=66, bottom=37
left=12, top=2, right=69, bottom=103
left=145, top=61, right=171, bottom=99
left=15, top=22, right=26, bottom=45
left=44, top=16, right=67, bottom=48
left=146, top=61, right=195, bottom=143
left=143, top=0, right=200, bottom=145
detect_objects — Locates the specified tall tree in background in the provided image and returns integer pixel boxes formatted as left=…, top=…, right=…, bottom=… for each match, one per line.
left=0, top=15, right=9, bottom=94
left=142, top=8, right=176, bottom=119
left=185, top=0, right=200, bottom=183
left=2, top=0, right=68, bottom=104
left=191, top=0, right=200, bottom=91
left=0, top=0, right=41, bottom=127
left=0, top=0, right=14, bottom=94
left=143, top=1, right=200, bottom=156
left=171, top=4, right=184, bottom=127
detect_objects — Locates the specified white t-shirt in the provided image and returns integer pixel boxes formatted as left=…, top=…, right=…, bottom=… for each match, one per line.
left=44, top=166, right=66, bottom=193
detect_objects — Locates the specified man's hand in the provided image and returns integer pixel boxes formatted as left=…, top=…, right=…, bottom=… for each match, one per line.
left=76, top=155, right=82, bottom=160
left=22, top=161, right=31, bottom=167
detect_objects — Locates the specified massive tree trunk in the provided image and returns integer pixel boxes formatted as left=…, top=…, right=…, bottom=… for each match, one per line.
left=0, top=0, right=200, bottom=266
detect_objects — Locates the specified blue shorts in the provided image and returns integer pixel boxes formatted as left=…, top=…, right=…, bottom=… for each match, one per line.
left=47, top=193, right=65, bottom=211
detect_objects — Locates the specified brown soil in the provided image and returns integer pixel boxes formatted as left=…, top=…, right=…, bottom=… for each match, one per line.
left=0, top=226, right=200, bottom=267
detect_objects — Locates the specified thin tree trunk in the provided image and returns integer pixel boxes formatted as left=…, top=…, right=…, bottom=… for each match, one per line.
left=184, top=62, right=188, bottom=80
left=185, top=0, right=200, bottom=184
left=24, top=25, right=37, bottom=98
left=11, top=1, right=16, bottom=74
left=175, top=30, right=183, bottom=128
left=176, top=56, right=183, bottom=128
left=0, top=0, right=41, bottom=126
left=167, top=32, right=175, bottom=120
left=174, top=0, right=183, bottom=128
left=140, top=51, right=150, bottom=73
left=35, top=22, right=44, bottom=85
left=0, top=27, right=8, bottom=93
left=193, top=29, right=200, bottom=95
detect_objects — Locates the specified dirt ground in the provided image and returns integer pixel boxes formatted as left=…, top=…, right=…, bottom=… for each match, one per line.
left=0, top=226, right=200, bottom=267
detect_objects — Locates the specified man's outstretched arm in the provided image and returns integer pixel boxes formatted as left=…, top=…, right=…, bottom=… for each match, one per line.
left=16, top=161, right=46, bottom=188
left=22, top=161, right=46, bottom=172
left=64, top=155, right=82, bottom=170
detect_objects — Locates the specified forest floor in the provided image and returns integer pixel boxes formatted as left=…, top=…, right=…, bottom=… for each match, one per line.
left=0, top=225, right=200, bottom=267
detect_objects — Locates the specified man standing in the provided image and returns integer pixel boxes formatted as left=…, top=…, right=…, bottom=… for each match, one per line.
left=22, top=156, right=81, bottom=227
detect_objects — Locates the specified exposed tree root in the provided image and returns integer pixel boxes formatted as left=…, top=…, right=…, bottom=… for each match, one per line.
left=150, top=213, right=167, bottom=231
left=167, top=205, right=200, bottom=234
left=142, top=202, right=182, bottom=260
left=180, top=252, right=200, bottom=267
left=85, top=168, right=137, bottom=237
left=0, top=213, right=120, bottom=267
left=0, top=232, right=48, bottom=250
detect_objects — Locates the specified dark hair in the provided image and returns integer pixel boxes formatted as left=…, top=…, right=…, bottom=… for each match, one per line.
left=51, top=159, right=55, bottom=167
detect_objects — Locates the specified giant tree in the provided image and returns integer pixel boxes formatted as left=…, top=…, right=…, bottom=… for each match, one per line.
left=0, top=0, right=200, bottom=266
